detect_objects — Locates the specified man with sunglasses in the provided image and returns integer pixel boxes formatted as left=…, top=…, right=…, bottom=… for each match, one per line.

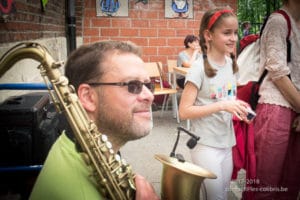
left=29, top=41, right=159, bottom=200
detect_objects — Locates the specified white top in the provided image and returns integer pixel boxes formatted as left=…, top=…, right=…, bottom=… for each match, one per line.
left=258, top=7, right=300, bottom=109
left=177, top=50, right=201, bottom=79
left=185, top=56, right=237, bottom=148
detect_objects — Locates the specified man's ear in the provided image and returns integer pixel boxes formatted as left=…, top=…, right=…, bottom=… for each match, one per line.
left=77, top=84, right=97, bottom=112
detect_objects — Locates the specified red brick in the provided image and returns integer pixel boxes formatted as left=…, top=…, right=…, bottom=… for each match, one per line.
left=158, top=29, right=176, bottom=37
left=128, top=38, right=148, bottom=46
left=149, top=38, right=166, bottom=46
left=167, top=38, right=183, bottom=47
left=112, top=19, right=131, bottom=27
left=142, top=47, right=157, bottom=55
left=132, top=20, right=150, bottom=28
left=140, top=29, right=157, bottom=37
left=176, top=29, right=196, bottom=37
left=101, top=29, right=119, bottom=37
left=92, top=18, right=111, bottom=27
left=84, top=28, right=99, bottom=36
left=120, top=29, right=138, bottom=37
left=158, top=47, right=178, bottom=56
left=140, top=11, right=159, bottom=19
left=150, top=20, right=168, bottom=28
left=168, top=20, right=186, bottom=28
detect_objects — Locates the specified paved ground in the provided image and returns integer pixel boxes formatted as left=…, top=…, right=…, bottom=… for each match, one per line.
left=122, top=109, right=245, bottom=200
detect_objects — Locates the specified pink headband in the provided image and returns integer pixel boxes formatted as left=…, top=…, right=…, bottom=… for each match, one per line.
left=207, top=9, right=233, bottom=30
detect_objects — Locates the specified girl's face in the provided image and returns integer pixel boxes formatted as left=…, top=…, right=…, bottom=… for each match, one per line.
left=209, top=16, right=238, bottom=54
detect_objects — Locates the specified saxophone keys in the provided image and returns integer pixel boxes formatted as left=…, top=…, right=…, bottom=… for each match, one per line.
left=101, top=134, right=108, bottom=142
left=52, top=61, right=64, bottom=69
left=108, top=154, right=121, bottom=166
left=96, top=134, right=113, bottom=153
left=115, top=154, right=121, bottom=162
left=57, top=76, right=69, bottom=86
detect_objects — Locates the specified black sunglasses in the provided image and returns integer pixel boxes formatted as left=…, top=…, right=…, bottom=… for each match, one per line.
left=88, top=80, right=155, bottom=94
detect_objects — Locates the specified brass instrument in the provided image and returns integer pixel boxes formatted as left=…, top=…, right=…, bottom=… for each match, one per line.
left=155, top=154, right=217, bottom=200
left=0, top=42, right=217, bottom=200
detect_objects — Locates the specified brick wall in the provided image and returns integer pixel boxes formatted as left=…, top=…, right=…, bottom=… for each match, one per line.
left=1, top=0, right=237, bottom=63
left=0, top=0, right=83, bottom=44
left=0, top=0, right=237, bottom=68
left=83, top=0, right=237, bottom=68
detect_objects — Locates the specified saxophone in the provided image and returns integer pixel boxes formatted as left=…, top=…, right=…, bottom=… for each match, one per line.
left=0, top=42, right=217, bottom=200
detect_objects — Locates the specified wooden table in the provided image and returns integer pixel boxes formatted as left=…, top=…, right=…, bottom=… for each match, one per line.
left=172, top=66, right=189, bottom=76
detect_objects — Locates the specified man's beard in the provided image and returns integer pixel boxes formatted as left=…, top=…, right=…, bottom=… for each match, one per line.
left=95, top=104, right=152, bottom=146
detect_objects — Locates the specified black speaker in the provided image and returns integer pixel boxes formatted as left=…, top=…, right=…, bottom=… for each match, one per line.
left=0, top=92, right=60, bottom=166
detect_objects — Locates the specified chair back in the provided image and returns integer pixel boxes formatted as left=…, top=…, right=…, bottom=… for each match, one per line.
left=144, top=62, right=162, bottom=78
left=167, top=59, right=177, bottom=73
left=145, top=62, right=164, bottom=88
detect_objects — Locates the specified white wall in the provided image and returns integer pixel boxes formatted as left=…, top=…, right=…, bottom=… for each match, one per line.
left=0, top=37, right=83, bottom=103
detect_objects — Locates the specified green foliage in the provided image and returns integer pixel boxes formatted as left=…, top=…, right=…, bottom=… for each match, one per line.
left=237, top=0, right=282, bottom=38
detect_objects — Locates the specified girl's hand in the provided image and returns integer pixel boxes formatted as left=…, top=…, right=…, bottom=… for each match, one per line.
left=221, top=99, right=249, bottom=121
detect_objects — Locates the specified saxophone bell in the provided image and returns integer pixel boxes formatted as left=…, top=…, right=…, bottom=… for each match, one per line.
left=155, top=154, right=217, bottom=200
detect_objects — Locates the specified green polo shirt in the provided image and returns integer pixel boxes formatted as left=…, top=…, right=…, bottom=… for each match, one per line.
left=29, top=132, right=103, bottom=200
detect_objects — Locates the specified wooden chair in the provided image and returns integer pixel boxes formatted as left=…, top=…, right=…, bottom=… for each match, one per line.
left=144, top=62, right=179, bottom=123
